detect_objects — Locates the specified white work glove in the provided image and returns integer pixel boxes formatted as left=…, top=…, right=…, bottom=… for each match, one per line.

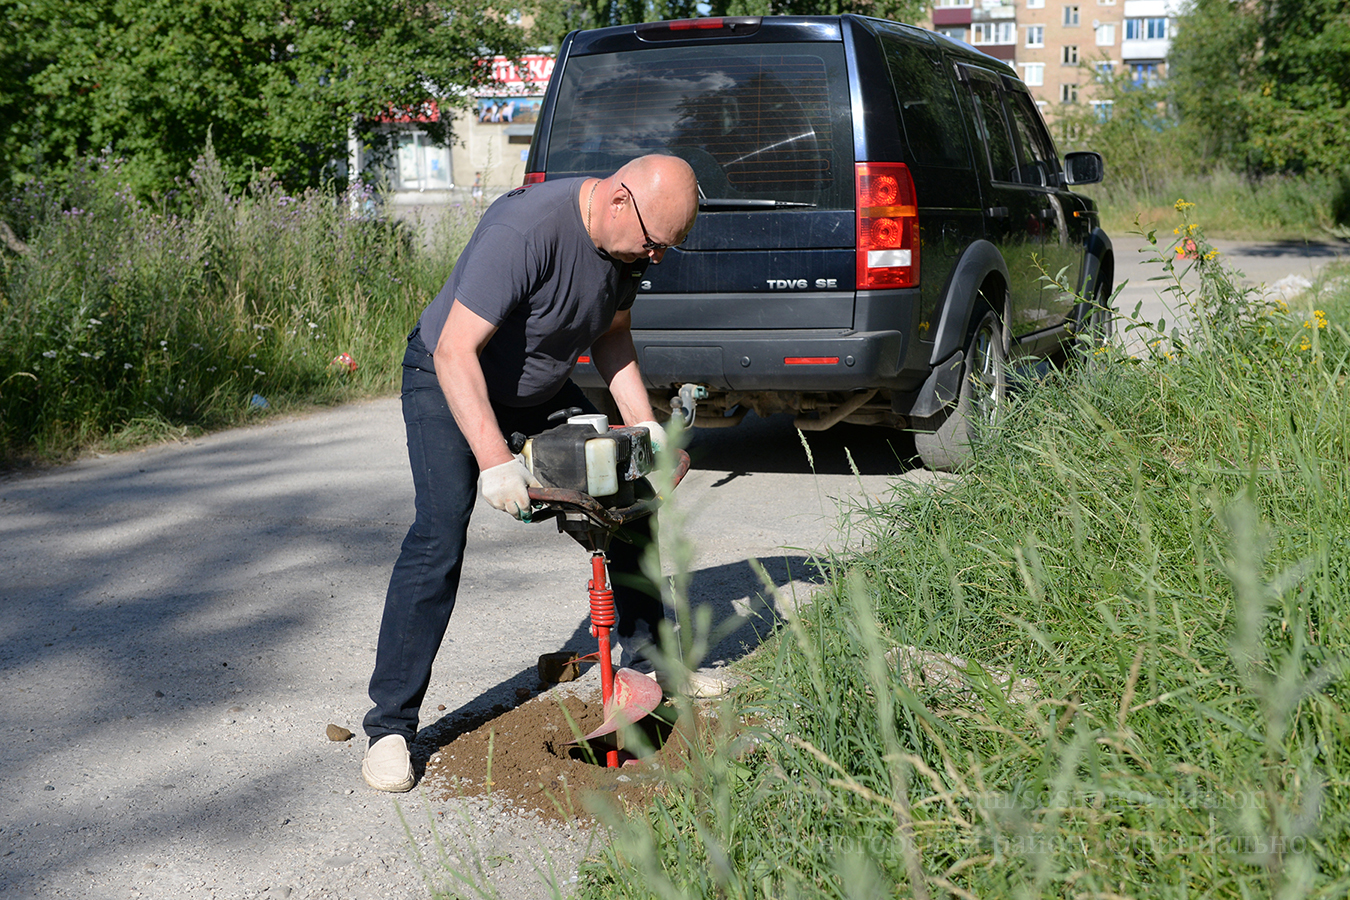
left=479, top=456, right=533, bottom=520
left=635, top=420, right=668, bottom=454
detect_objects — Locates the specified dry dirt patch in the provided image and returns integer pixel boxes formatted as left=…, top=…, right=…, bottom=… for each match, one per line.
left=418, top=678, right=709, bottom=823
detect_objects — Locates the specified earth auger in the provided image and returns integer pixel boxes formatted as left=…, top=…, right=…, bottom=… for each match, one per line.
left=511, top=410, right=690, bottom=768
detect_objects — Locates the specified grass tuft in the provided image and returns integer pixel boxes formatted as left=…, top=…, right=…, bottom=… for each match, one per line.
left=570, top=209, right=1350, bottom=898
left=0, top=146, right=477, bottom=465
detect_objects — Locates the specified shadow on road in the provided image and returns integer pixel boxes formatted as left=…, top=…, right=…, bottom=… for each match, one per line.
left=1221, top=240, right=1347, bottom=259
left=685, top=412, right=919, bottom=478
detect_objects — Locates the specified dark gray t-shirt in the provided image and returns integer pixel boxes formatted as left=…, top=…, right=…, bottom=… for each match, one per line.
left=418, top=177, right=648, bottom=407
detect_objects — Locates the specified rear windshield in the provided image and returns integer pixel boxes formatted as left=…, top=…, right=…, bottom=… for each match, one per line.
left=544, top=43, right=854, bottom=210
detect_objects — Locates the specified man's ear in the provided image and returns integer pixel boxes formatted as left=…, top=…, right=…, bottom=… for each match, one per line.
left=608, top=186, right=628, bottom=219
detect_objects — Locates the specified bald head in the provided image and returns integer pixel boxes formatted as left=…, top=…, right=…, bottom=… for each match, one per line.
left=587, top=155, right=699, bottom=263
left=615, top=155, right=699, bottom=239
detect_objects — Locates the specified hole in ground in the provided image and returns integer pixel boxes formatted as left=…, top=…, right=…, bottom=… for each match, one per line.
left=420, top=690, right=707, bottom=822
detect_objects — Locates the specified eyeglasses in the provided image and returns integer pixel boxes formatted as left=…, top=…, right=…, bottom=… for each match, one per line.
left=621, top=182, right=675, bottom=253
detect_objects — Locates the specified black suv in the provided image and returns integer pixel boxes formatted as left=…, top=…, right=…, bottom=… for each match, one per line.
left=524, top=15, right=1112, bottom=469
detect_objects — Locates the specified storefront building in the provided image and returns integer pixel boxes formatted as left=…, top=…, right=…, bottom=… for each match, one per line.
left=354, top=54, right=554, bottom=207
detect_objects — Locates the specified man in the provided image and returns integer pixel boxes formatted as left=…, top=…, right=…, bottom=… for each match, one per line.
left=361, top=154, right=699, bottom=793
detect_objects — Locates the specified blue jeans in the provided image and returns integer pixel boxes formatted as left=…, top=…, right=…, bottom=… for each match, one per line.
left=363, top=329, right=663, bottom=743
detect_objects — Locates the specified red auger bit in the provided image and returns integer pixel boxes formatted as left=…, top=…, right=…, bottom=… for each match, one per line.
left=527, top=448, right=690, bottom=768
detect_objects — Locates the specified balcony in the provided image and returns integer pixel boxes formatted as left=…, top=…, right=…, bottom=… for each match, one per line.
left=972, top=4, right=1016, bottom=19
left=1122, top=0, right=1179, bottom=15
left=1121, top=38, right=1169, bottom=60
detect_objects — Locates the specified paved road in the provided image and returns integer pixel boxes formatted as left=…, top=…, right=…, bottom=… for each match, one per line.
left=1, top=237, right=1340, bottom=900
left=0, top=402, right=927, bottom=899
left=1112, top=235, right=1346, bottom=349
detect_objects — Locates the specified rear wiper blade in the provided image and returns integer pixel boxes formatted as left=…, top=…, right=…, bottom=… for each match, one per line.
left=698, top=198, right=817, bottom=210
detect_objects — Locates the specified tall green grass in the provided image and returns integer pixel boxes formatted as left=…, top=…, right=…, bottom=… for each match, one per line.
left=1081, top=166, right=1350, bottom=241
left=572, top=213, right=1350, bottom=897
left=0, top=146, right=475, bottom=464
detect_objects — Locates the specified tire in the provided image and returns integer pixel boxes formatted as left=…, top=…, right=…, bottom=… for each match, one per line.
left=914, top=309, right=1007, bottom=472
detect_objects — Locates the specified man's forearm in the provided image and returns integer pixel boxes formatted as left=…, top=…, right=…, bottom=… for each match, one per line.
left=604, top=359, right=656, bottom=426
left=591, top=314, right=656, bottom=426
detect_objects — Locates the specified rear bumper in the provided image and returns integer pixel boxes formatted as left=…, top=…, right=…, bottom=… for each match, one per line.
left=573, top=328, right=920, bottom=392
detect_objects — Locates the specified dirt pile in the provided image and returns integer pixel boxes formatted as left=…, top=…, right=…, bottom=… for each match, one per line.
left=419, top=682, right=700, bottom=822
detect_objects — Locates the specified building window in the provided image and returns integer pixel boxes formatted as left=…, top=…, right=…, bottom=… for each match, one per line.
left=934, top=0, right=974, bottom=6
left=1130, top=62, right=1161, bottom=86
left=1021, top=62, right=1045, bottom=85
left=1063, top=4, right=1080, bottom=25
left=1026, top=24, right=1045, bottom=46
left=1096, top=22, right=1115, bottom=45
left=1097, top=0, right=1115, bottom=4
left=1062, top=44, right=1079, bottom=64
left=937, top=25, right=969, bottom=41
left=1027, top=0, right=1046, bottom=6
left=1125, top=17, right=1167, bottom=40
left=1095, top=59, right=1116, bottom=75
left=972, top=21, right=1016, bottom=43
left=1091, top=99, right=1114, bottom=120
left=1061, top=83, right=1079, bottom=103
left=395, top=132, right=453, bottom=191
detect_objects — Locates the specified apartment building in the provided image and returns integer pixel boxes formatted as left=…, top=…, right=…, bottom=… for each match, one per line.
left=923, top=0, right=1180, bottom=119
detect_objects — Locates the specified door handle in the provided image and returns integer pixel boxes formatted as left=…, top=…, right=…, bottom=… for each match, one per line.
left=985, top=206, right=1009, bottom=219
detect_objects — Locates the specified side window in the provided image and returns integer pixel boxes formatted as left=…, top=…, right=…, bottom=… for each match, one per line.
left=875, top=27, right=972, bottom=169
left=969, top=77, right=1018, bottom=183
left=1006, top=89, right=1061, bottom=186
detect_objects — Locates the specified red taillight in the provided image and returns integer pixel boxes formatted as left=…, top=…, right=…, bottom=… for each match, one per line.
left=577, top=355, right=591, bottom=364
left=670, top=17, right=725, bottom=29
left=856, top=163, right=919, bottom=290
left=523, top=172, right=545, bottom=185
left=785, top=357, right=839, bottom=365
left=635, top=17, right=761, bottom=39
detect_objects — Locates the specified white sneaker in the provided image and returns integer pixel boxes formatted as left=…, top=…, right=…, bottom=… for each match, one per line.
left=362, top=735, right=415, bottom=792
left=683, top=668, right=733, bottom=699
left=635, top=666, right=734, bottom=699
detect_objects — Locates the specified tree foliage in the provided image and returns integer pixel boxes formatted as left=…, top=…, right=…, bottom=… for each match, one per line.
left=1055, top=69, right=1189, bottom=198
left=1169, top=0, right=1350, bottom=173
left=1, top=0, right=530, bottom=195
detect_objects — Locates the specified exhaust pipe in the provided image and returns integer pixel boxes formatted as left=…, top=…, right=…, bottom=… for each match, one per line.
left=794, top=390, right=878, bottom=432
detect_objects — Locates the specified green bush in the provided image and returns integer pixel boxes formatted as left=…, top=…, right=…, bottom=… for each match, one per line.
left=0, top=146, right=474, bottom=463
left=571, top=210, right=1350, bottom=898
left=1056, top=64, right=1348, bottom=240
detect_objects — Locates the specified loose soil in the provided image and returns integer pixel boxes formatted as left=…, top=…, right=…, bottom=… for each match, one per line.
left=417, top=678, right=704, bottom=823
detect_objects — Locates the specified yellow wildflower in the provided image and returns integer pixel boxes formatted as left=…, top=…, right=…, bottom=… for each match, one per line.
left=1174, top=199, right=1195, bottom=212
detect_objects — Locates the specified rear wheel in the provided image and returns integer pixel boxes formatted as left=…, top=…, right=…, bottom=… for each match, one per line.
left=914, top=310, right=1007, bottom=472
